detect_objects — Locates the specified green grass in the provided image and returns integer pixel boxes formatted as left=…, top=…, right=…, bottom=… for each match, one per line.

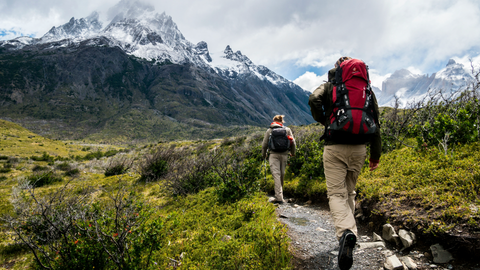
left=2, top=118, right=480, bottom=268
left=0, top=119, right=89, bottom=157
left=0, top=123, right=291, bottom=269
left=150, top=189, right=292, bottom=269
left=357, top=143, right=480, bottom=235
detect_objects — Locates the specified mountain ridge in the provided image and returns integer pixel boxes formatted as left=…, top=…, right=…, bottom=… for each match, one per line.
left=0, top=0, right=313, bottom=142
left=376, top=59, right=474, bottom=107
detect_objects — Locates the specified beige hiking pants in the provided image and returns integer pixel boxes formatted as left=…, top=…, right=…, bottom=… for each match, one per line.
left=269, top=152, right=289, bottom=201
left=323, top=144, right=366, bottom=239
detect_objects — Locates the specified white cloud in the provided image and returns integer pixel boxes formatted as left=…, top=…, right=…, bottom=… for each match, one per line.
left=406, top=66, right=423, bottom=75
left=293, top=71, right=327, bottom=92
left=369, top=69, right=391, bottom=90
left=1, top=0, right=480, bottom=82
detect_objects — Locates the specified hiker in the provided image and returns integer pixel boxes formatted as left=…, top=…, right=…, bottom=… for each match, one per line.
left=308, top=57, right=381, bottom=270
left=261, top=115, right=296, bottom=204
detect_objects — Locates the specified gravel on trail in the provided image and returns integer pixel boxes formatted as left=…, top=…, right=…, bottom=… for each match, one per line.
left=274, top=199, right=385, bottom=270
left=273, top=198, right=480, bottom=270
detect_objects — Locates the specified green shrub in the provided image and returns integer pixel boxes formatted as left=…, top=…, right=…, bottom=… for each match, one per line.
left=138, top=147, right=175, bottom=182
left=82, top=151, right=104, bottom=161
left=104, top=157, right=133, bottom=177
left=214, top=154, right=261, bottom=203
left=26, top=171, right=62, bottom=187
left=5, top=184, right=164, bottom=270
left=104, top=149, right=119, bottom=157
left=32, top=165, right=48, bottom=172
left=56, top=162, right=72, bottom=171
left=30, top=152, right=54, bottom=162
left=149, top=189, right=292, bottom=269
left=64, top=168, right=80, bottom=177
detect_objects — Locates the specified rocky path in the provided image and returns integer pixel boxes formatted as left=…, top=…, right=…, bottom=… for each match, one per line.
left=273, top=198, right=479, bottom=270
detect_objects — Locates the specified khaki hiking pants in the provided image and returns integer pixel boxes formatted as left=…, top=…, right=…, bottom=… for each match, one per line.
left=269, top=152, right=289, bottom=202
left=323, top=144, right=367, bottom=239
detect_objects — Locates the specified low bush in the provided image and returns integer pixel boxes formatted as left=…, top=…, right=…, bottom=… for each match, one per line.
left=138, top=147, right=176, bottom=183
left=64, top=168, right=80, bottom=176
left=30, top=152, right=54, bottom=162
left=32, top=165, right=48, bottom=172
left=4, top=183, right=164, bottom=270
left=0, top=167, right=11, bottom=174
left=104, top=157, right=133, bottom=177
left=56, top=162, right=72, bottom=171
left=213, top=153, right=261, bottom=203
left=26, top=171, right=63, bottom=187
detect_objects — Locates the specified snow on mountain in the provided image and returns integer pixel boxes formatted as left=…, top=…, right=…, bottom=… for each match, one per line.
left=40, top=12, right=103, bottom=43
left=0, top=0, right=296, bottom=90
left=376, top=59, right=474, bottom=107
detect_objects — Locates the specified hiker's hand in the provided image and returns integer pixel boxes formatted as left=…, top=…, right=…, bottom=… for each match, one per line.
left=289, top=154, right=295, bottom=157
left=369, top=161, right=379, bottom=171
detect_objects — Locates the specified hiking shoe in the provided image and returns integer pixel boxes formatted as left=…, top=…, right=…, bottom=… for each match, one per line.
left=338, top=229, right=356, bottom=270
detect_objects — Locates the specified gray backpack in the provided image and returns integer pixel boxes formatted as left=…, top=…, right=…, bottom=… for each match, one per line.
left=268, top=127, right=290, bottom=152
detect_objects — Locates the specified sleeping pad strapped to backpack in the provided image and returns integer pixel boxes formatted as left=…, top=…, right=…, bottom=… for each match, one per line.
left=326, top=59, right=378, bottom=144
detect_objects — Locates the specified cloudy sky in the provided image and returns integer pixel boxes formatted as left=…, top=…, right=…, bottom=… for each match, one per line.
left=1, top=0, right=480, bottom=91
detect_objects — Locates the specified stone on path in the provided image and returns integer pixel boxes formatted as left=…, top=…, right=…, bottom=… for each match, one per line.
left=384, top=255, right=404, bottom=270
left=382, top=224, right=400, bottom=245
left=398, top=229, right=416, bottom=248
left=373, top=232, right=383, bottom=242
left=357, top=241, right=386, bottom=250
left=430, top=243, right=454, bottom=264
left=400, top=256, right=417, bottom=269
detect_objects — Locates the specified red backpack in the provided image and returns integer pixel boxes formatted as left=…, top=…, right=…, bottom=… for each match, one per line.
left=326, top=59, right=378, bottom=144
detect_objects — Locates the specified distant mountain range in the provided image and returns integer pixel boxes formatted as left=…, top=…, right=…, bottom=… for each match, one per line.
left=375, top=59, right=474, bottom=107
left=0, top=0, right=313, bottom=141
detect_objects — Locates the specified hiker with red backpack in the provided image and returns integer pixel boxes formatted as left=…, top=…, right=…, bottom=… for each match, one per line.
left=262, top=115, right=296, bottom=204
left=309, top=57, right=381, bottom=270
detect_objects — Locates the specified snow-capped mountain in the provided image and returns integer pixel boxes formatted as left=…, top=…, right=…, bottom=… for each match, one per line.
left=0, top=0, right=313, bottom=140
left=0, top=0, right=295, bottom=89
left=41, top=12, right=103, bottom=43
left=376, top=59, right=474, bottom=107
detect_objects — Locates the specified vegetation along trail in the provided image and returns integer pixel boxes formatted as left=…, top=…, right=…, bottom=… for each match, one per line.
left=2, top=71, right=480, bottom=269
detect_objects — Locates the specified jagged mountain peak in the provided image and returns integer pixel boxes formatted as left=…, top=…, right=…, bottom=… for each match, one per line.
left=377, top=59, right=474, bottom=107
left=447, top=58, right=457, bottom=66
left=40, top=12, right=102, bottom=42
left=223, top=45, right=253, bottom=65
left=195, top=41, right=212, bottom=62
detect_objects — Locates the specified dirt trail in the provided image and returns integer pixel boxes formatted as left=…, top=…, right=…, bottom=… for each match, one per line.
left=273, top=198, right=479, bottom=270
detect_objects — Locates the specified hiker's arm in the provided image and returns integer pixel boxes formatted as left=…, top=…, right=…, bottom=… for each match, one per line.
left=262, top=129, right=270, bottom=159
left=369, top=92, right=382, bottom=170
left=287, top=128, right=296, bottom=156
left=309, top=83, right=328, bottom=124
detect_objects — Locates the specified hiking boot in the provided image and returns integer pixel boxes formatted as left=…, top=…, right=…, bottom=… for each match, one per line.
left=338, top=229, right=356, bottom=270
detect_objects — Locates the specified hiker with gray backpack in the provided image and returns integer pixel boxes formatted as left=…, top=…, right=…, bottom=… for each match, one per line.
left=261, top=115, right=296, bottom=204
left=309, top=57, right=381, bottom=270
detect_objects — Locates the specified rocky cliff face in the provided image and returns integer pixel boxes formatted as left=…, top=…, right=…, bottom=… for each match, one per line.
left=0, top=0, right=313, bottom=141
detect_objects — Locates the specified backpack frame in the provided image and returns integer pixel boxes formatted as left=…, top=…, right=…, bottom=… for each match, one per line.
left=326, top=59, right=378, bottom=144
